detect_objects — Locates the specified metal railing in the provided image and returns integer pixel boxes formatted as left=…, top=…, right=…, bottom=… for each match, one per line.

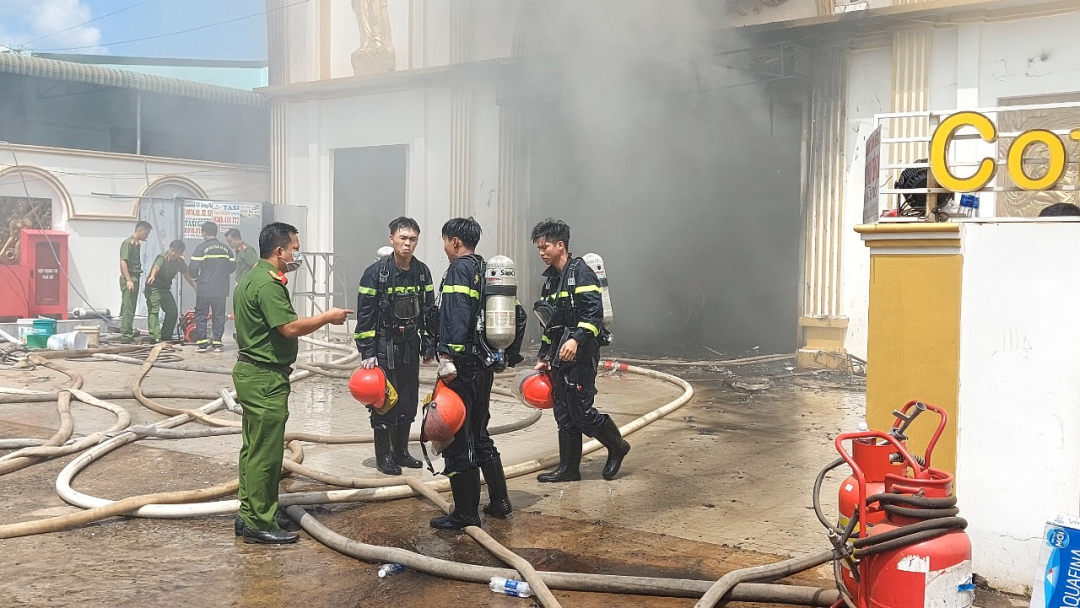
left=872, top=100, right=1080, bottom=218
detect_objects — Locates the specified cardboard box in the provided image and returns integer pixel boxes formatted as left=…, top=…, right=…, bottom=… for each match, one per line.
left=1031, top=513, right=1080, bottom=608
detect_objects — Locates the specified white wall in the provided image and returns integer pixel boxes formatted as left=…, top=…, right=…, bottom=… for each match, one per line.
left=283, top=80, right=506, bottom=281
left=0, top=145, right=268, bottom=317
left=725, top=0, right=891, bottom=28
left=841, top=45, right=892, bottom=360
left=955, top=220, right=1080, bottom=593
left=977, top=13, right=1080, bottom=106
left=839, top=12, right=1080, bottom=358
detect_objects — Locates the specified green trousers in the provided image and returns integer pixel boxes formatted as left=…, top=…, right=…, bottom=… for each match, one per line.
left=233, top=360, right=291, bottom=532
left=145, top=287, right=178, bottom=341
left=118, top=276, right=140, bottom=343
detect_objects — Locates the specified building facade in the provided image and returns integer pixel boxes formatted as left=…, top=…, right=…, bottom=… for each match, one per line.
left=0, top=52, right=270, bottom=317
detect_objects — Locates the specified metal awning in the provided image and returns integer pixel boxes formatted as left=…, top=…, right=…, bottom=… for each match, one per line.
left=0, top=52, right=266, bottom=107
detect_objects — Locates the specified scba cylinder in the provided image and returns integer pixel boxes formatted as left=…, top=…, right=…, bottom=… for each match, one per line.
left=484, top=255, right=517, bottom=350
left=582, top=253, right=613, bottom=329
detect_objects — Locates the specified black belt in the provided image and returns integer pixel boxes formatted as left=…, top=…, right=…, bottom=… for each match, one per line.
left=237, top=353, right=293, bottom=376
left=381, top=321, right=420, bottom=333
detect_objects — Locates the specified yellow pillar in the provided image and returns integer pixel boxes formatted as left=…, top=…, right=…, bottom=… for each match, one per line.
left=857, top=223, right=962, bottom=473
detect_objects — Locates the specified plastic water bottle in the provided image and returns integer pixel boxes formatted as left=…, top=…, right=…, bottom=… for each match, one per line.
left=489, top=576, right=533, bottom=597
left=378, top=563, right=404, bottom=578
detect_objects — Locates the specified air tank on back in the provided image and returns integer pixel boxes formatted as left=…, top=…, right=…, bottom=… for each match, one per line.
left=484, top=255, right=517, bottom=350
left=375, top=246, right=394, bottom=261
left=583, top=253, right=613, bottom=329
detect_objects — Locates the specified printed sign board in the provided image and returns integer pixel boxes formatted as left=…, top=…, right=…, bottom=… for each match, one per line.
left=863, top=125, right=882, bottom=224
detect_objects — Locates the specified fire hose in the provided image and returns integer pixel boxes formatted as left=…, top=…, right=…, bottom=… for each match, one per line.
left=0, top=346, right=845, bottom=605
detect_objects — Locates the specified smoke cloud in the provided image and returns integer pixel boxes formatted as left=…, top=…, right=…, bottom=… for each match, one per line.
left=514, top=0, right=803, bottom=355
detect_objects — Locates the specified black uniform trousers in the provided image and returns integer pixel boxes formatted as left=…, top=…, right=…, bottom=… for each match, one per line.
left=371, top=355, right=420, bottom=430
left=552, top=337, right=606, bottom=436
left=194, top=295, right=227, bottom=343
left=441, top=357, right=498, bottom=475
left=369, top=331, right=422, bottom=429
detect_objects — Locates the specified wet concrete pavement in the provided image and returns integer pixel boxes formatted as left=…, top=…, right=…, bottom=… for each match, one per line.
left=0, top=342, right=1023, bottom=607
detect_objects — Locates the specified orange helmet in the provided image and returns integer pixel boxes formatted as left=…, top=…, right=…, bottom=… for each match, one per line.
left=348, top=367, right=397, bottom=411
left=514, top=370, right=554, bottom=410
left=422, top=380, right=466, bottom=444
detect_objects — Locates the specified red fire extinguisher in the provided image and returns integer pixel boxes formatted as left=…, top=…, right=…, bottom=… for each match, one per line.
left=823, top=401, right=973, bottom=608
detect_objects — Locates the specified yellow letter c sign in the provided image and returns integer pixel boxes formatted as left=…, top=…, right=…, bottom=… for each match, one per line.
left=930, top=111, right=998, bottom=193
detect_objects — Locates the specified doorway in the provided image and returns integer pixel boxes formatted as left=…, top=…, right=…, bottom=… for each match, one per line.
left=332, top=145, right=409, bottom=308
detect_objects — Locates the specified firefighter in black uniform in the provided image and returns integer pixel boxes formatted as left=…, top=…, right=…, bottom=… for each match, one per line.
left=354, top=217, right=435, bottom=475
left=531, top=218, right=630, bottom=482
left=189, top=221, right=236, bottom=352
left=431, top=217, right=527, bottom=530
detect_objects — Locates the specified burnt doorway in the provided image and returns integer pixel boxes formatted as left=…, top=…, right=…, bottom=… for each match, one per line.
left=332, top=145, right=408, bottom=308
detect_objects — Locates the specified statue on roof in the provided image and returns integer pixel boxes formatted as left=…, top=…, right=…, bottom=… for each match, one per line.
left=352, top=0, right=397, bottom=75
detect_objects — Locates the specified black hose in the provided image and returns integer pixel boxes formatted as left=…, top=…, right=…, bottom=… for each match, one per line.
left=855, top=528, right=959, bottom=558
left=868, top=493, right=956, bottom=508
left=882, top=504, right=959, bottom=519
left=813, top=457, right=845, bottom=532
left=852, top=517, right=967, bottom=548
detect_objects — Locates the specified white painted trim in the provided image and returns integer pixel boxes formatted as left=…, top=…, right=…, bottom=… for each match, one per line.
left=867, top=246, right=961, bottom=255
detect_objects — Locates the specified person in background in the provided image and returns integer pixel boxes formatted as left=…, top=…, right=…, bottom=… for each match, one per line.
left=226, top=228, right=259, bottom=284
left=1039, top=203, right=1080, bottom=217
left=227, top=228, right=260, bottom=342
left=144, top=239, right=197, bottom=343
left=189, top=221, right=236, bottom=352
left=119, top=221, right=152, bottom=344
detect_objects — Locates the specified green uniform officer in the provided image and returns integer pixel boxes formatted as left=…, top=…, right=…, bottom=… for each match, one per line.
left=226, top=228, right=259, bottom=285
left=232, top=222, right=352, bottom=545
left=119, top=221, right=152, bottom=344
left=144, top=239, right=197, bottom=342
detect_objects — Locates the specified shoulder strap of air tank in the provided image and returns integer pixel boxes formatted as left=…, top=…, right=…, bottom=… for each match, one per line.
left=378, top=255, right=392, bottom=289
left=565, top=258, right=580, bottom=311
left=375, top=256, right=393, bottom=326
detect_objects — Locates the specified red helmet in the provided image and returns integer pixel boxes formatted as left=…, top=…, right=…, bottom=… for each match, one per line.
left=349, top=367, right=393, bottom=409
left=515, top=370, right=554, bottom=410
left=422, top=380, right=466, bottom=444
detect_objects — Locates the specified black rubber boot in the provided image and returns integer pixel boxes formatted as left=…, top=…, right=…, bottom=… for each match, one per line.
left=594, top=415, right=631, bottom=480
left=537, top=431, right=582, bottom=483
left=242, top=528, right=299, bottom=545
left=374, top=427, right=402, bottom=476
left=481, top=457, right=512, bottom=519
left=391, top=424, right=423, bottom=469
left=275, top=509, right=301, bottom=532
left=430, top=468, right=482, bottom=530
left=236, top=510, right=299, bottom=536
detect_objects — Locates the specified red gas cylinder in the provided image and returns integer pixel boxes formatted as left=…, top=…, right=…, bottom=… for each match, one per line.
left=837, top=435, right=906, bottom=593
left=831, top=401, right=963, bottom=606
left=863, top=471, right=973, bottom=608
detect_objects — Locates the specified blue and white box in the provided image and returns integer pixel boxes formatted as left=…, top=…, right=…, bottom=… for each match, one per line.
left=1032, top=513, right=1080, bottom=608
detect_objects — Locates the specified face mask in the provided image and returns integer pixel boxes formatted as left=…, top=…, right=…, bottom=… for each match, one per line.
left=283, top=249, right=304, bottom=273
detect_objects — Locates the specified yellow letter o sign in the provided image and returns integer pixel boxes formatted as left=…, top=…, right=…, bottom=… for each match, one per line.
left=1007, top=129, right=1067, bottom=191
